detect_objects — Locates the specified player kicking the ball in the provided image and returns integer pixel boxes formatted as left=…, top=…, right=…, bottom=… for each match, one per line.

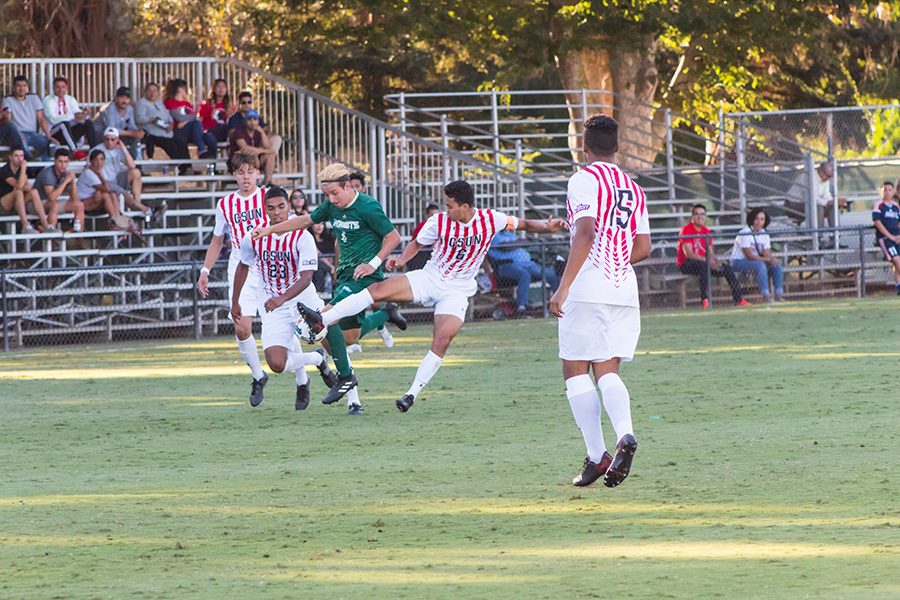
left=295, top=179, right=567, bottom=412
left=549, top=115, right=651, bottom=489
left=197, top=151, right=271, bottom=407
left=231, top=186, right=338, bottom=409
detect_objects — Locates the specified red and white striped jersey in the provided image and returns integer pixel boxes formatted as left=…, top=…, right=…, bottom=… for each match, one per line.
left=214, top=187, right=268, bottom=252
left=239, top=229, right=318, bottom=299
left=416, top=209, right=518, bottom=281
left=566, top=161, right=650, bottom=307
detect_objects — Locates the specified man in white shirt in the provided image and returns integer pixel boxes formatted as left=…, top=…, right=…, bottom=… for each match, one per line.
left=813, top=162, right=848, bottom=242
left=43, top=76, right=98, bottom=152
left=549, top=114, right=651, bottom=489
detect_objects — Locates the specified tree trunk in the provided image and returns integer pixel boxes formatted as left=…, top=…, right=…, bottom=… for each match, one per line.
left=556, top=35, right=665, bottom=172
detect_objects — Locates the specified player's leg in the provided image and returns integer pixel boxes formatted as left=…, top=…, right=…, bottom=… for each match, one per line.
left=262, top=304, right=328, bottom=411
left=359, top=302, right=407, bottom=339
left=230, top=265, right=268, bottom=405
left=890, top=251, right=900, bottom=293
left=314, top=276, right=413, bottom=329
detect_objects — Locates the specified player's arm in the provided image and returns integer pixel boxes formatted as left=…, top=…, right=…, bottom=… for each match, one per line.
left=549, top=216, right=594, bottom=318
left=631, top=234, right=652, bottom=264
left=251, top=213, right=313, bottom=239
left=516, top=216, right=568, bottom=234
left=353, top=229, right=401, bottom=280
left=386, top=238, right=424, bottom=271
left=265, top=270, right=314, bottom=313
left=231, top=262, right=249, bottom=322
left=197, top=234, right=224, bottom=297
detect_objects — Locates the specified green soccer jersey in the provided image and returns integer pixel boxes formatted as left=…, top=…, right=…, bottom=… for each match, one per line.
left=310, top=192, right=395, bottom=279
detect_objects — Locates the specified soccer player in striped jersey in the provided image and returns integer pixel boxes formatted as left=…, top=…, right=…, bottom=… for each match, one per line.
left=231, top=186, right=338, bottom=409
left=295, top=179, right=566, bottom=412
left=549, top=115, right=652, bottom=489
left=197, top=151, right=270, bottom=406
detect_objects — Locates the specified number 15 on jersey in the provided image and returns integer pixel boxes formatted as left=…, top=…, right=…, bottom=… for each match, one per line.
left=608, top=188, right=635, bottom=230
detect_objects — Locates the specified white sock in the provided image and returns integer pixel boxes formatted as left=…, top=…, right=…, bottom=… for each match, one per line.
left=283, top=350, right=322, bottom=373
left=347, top=386, right=361, bottom=407
left=295, top=367, right=309, bottom=386
left=405, top=351, right=443, bottom=399
left=566, top=374, right=606, bottom=462
left=597, top=373, right=634, bottom=443
left=323, top=289, right=374, bottom=327
left=237, top=336, right=265, bottom=380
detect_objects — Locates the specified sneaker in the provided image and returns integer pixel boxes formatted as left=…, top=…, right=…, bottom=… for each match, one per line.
left=347, top=343, right=363, bottom=353
left=72, top=220, right=82, bottom=233
left=43, top=225, right=60, bottom=233
left=572, top=451, right=614, bottom=487
left=395, top=393, right=414, bottom=413
left=314, top=348, right=338, bottom=388
left=701, top=298, right=709, bottom=310
left=295, top=383, right=310, bottom=410
left=249, top=373, right=269, bottom=407
left=322, top=372, right=357, bottom=405
left=73, top=150, right=87, bottom=160
left=22, top=225, right=37, bottom=234
left=603, top=434, right=638, bottom=488
left=151, top=202, right=167, bottom=226
left=295, top=301, right=325, bottom=339
left=348, top=403, right=365, bottom=416
left=774, top=295, right=786, bottom=303
left=378, top=326, right=395, bottom=349
left=384, top=302, right=407, bottom=331
left=734, top=299, right=750, bottom=307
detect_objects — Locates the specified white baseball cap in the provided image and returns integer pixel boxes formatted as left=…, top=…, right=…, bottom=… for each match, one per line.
left=103, top=127, right=119, bottom=138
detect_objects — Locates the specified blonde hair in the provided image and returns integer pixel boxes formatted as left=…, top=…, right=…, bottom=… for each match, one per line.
left=318, top=163, right=352, bottom=183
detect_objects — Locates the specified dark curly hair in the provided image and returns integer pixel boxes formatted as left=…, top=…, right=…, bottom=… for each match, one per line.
left=746, top=208, right=770, bottom=229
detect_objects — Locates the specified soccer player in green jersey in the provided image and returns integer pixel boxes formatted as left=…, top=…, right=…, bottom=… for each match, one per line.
left=251, top=164, right=406, bottom=412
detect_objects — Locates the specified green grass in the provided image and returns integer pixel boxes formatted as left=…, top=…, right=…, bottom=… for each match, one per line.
left=1, top=298, right=898, bottom=599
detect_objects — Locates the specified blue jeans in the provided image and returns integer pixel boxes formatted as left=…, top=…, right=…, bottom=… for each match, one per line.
left=20, top=130, right=51, bottom=160
left=731, top=259, right=783, bottom=297
left=174, top=120, right=217, bottom=158
left=496, top=261, right=559, bottom=308
left=0, top=122, right=26, bottom=155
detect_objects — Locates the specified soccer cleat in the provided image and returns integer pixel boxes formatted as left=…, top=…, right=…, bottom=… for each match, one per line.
left=347, top=403, right=365, bottom=416
left=384, top=302, right=407, bottom=331
left=395, top=394, right=414, bottom=412
left=249, top=373, right=269, bottom=407
left=295, top=383, right=310, bottom=410
left=295, top=301, right=325, bottom=338
left=701, top=298, right=709, bottom=310
left=379, top=326, right=395, bottom=348
left=734, top=299, right=750, bottom=307
left=603, top=434, right=638, bottom=488
left=572, top=451, right=614, bottom=487
left=322, top=372, right=358, bottom=405
left=347, top=343, right=363, bottom=353
left=314, top=348, right=338, bottom=388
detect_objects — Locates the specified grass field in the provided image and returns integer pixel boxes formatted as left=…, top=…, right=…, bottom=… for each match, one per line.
left=1, top=297, right=898, bottom=599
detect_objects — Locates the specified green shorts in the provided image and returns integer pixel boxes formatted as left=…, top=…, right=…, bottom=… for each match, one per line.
left=331, top=271, right=384, bottom=330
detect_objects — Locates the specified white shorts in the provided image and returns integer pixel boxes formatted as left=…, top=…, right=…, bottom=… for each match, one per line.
left=227, top=257, right=264, bottom=318
left=558, top=301, right=641, bottom=362
left=405, top=267, right=476, bottom=321
left=260, top=288, right=324, bottom=350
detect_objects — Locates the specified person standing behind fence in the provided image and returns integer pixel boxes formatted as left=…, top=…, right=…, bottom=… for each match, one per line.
left=872, top=181, right=900, bottom=295
left=677, top=204, right=748, bottom=309
left=730, top=208, right=785, bottom=302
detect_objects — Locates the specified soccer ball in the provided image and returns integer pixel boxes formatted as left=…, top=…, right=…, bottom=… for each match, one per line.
left=294, top=316, right=327, bottom=344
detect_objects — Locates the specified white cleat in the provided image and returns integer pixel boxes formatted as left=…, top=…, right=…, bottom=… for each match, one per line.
left=347, top=343, right=363, bottom=353
left=379, top=326, right=395, bottom=349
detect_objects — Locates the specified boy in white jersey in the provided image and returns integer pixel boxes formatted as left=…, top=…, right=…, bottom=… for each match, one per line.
left=295, top=180, right=566, bottom=412
left=549, top=115, right=652, bottom=489
left=232, top=187, right=338, bottom=409
left=196, top=151, right=271, bottom=406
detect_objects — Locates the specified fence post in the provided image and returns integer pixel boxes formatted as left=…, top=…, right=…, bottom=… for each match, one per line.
left=718, top=108, right=726, bottom=209
left=490, top=90, right=501, bottom=170
left=306, top=95, right=316, bottom=193
left=1, top=271, right=8, bottom=353
left=858, top=227, right=866, bottom=298
left=378, top=125, right=388, bottom=213
left=805, top=153, right=819, bottom=254
left=192, top=263, right=201, bottom=340
left=515, top=140, right=525, bottom=224
left=704, top=234, right=712, bottom=307
left=736, top=117, right=747, bottom=217
left=440, top=115, right=450, bottom=183
left=664, top=109, right=676, bottom=204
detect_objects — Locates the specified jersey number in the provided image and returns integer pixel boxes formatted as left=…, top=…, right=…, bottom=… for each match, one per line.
left=608, top=188, right=635, bottom=229
left=454, top=248, right=466, bottom=261
left=340, top=231, right=348, bottom=244
left=268, top=263, right=287, bottom=279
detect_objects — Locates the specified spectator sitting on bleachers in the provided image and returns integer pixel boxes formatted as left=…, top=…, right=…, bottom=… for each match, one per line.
left=0, top=148, right=53, bottom=233
left=199, top=78, right=234, bottom=144
left=92, top=127, right=154, bottom=223
left=488, top=228, right=559, bottom=316
left=34, top=148, right=85, bottom=233
left=76, top=148, right=130, bottom=231
left=227, top=92, right=282, bottom=156
left=872, top=181, right=900, bottom=295
left=227, top=111, right=275, bottom=185
left=134, top=82, right=190, bottom=169
left=163, top=79, right=216, bottom=160
left=3, top=75, right=53, bottom=160
left=290, top=188, right=308, bottom=216
left=43, top=76, right=98, bottom=154
left=730, top=208, right=785, bottom=303
left=96, top=87, right=145, bottom=159
left=0, top=106, right=27, bottom=158
left=677, top=203, right=748, bottom=308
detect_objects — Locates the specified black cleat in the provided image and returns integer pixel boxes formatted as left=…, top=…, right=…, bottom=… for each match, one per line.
left=295, top=383, right=310, bottom=410
left=249, top=373, right=269, bottom=407
left=395, top=394, right=414, bottom=412
left=384, top=302, right=408, bottom=331
left=572, top=452, right=614, bottom=487
left=347, top=403, right=365, bottom=416
left=322, top=372, right=358, bottom=405
left=296, top=301, right=325, bottom=338
left=314, top=348, right=338, bottom=388
left=603, top=434, right=638, bottom=488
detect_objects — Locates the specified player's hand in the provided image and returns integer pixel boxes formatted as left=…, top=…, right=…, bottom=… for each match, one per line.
left=264, top=296, right=284, bottom=312
left=197, top=271, right=209, bottom=297
left=250, top=226, right=269, bottom=240
left=385, top=256, right=403, bottom=271
left=548, top=287, right=568, bottom=318
left=231, top=302, right=242, bottom=323
left=547, top=217, right=568, bottom=232
left=353, top=263, right=375, bottom=280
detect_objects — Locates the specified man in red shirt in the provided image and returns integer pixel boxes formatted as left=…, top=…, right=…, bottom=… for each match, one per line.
left=677, top=204, right=748, bottom=308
